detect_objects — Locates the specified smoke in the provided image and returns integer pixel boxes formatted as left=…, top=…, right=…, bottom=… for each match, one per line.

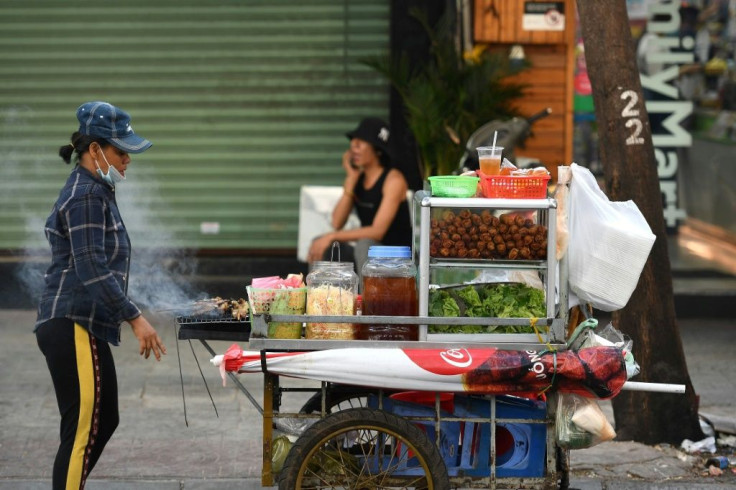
left=116, top=165, right=204, bottom=310
left=1, top=105, right=51, bottom=305
left=15, top=215, right=48, bottom=304
left=2, top=105, right=203, bottom=311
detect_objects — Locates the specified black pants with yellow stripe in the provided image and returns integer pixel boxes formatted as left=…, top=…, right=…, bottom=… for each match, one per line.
left=36, top=318, right=119, bottom=490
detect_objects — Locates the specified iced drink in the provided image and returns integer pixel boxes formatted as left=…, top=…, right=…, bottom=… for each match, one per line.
left=477, top=146, right=504, bottom=176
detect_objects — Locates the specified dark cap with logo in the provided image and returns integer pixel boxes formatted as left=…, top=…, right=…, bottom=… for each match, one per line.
left=346, top=117, right=392, bottom=162
left=76, top=101, right=152, bottom=154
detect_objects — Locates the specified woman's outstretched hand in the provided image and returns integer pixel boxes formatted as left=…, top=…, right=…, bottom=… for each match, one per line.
left=129, top=316, right=167, bottom=361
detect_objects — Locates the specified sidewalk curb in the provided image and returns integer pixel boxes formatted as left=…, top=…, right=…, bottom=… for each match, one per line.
left=0, top=479, right=276, bottom=490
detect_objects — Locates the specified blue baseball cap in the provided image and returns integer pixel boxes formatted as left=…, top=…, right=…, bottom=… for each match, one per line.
left=76, top=101, right=152, bottom=154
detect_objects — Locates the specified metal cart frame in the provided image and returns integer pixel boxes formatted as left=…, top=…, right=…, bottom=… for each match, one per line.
left=176, top=179, right=687, bottom=488
left=255, top=191, right=567, bottom=487
left=182, top=192, right=571, bottom=488
left=248, top=310, right=568, bottom=489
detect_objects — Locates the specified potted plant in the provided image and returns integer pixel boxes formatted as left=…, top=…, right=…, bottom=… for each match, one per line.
left=365, top=8, right=528, bottom=177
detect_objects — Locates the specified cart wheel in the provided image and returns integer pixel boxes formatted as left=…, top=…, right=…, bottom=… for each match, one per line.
left=300, top=386, right=394, bottom=415
left=279, top=407, right=450, bottom=490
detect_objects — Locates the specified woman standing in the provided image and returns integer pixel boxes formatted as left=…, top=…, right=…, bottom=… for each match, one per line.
left=35, top=101, right=166, bottom=489
left=307, top=117, right=412, bottom=273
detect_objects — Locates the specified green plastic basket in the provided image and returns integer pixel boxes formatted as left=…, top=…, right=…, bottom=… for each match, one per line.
left=428, top=176, right=480, bottom=198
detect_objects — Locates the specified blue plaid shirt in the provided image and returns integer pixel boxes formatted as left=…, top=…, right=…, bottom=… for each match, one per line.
left=35, top=166, right=141, bottom=345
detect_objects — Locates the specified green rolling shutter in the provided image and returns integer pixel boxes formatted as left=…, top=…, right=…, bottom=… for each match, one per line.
left=0, top=0, right=389, bottom=250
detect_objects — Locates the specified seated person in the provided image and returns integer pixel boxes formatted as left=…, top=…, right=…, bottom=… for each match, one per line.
left=307, top=117, right=412, bottom=274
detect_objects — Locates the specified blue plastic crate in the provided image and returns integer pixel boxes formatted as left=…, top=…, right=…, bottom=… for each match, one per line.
left=367, top=394, right=461, bottom=471
left=451, top=394, right=547, bottom=478
left=369, top=393, right=547, bottom=478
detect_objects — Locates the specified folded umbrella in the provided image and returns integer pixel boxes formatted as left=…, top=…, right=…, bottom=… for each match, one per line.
left=212, top=345, right=627, bottom=399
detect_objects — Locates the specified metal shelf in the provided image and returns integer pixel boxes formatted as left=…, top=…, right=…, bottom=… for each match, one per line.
left=419, top=194, right=558, bottom=210
left=429, top=258, right=548, bottom=269
left=413, top=190, right=568, bottom=344
left=248, top=314, right=567, bottom=350
left=248, top=338, right=567, bottom=351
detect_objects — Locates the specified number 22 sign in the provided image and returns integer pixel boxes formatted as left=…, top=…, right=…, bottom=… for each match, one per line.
left=621, top=90, right=645, bottom=146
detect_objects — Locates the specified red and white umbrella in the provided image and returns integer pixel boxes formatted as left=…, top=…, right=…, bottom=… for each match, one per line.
left=212, top=344, right=627, bottom=399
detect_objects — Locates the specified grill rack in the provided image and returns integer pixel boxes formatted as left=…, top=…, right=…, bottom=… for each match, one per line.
left=176, top=315, right=251, bottom=341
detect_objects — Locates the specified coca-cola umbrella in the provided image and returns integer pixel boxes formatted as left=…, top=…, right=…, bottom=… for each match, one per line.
left=212, top=344, right=628, bottom=399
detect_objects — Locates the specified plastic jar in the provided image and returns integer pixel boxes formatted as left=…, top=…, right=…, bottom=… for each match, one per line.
left=360, top=246, right=418, bottom=341
left=305, top=261, right=358, bottom=339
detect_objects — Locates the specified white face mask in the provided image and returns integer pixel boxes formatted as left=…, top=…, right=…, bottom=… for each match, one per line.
left=94, top=147, right=125, bottom=186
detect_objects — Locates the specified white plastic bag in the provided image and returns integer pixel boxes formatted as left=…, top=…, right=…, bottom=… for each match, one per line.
left=555, top=166, right=571, bottom=260
left=556, top=393, right=616, bottom=449
left=567, top=164, right=656, bottom=311
left=473, top=269, right=545, bottom=291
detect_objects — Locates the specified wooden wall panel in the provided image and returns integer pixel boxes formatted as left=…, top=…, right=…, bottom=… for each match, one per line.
left=477, top=0, right=576, bottom=180
left=485, top=44, right=572, bottom=178
left=475, top=0, right=567, bottom=44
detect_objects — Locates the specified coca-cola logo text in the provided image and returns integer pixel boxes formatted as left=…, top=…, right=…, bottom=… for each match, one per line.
left=402, top=347, right=491, bottom=375
left=439, top=348, right=473, bottom=368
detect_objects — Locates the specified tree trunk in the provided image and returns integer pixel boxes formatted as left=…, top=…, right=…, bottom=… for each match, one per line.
left=575, top=0, right=703, bottom=444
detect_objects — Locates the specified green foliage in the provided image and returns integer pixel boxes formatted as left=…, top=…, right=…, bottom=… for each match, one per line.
left=364, top=8, right=528, bottom=177
left=428, top=283, right=547, bottom=334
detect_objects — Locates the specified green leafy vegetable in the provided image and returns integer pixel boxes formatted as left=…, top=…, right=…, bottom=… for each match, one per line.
left=428, top=283, right=546, bottom=334
left=428, top=290, right=460, bottom=318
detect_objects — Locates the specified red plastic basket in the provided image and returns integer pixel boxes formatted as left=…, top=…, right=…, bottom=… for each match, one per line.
left=480, top=174, right=551, bottom=199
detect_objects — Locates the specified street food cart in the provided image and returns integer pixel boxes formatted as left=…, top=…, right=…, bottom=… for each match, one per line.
left=176, top=169, right=678, bottom=489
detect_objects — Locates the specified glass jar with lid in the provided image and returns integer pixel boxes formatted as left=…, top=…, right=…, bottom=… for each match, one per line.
left=360, top=246, right=418, bottom=341
left=305, top=261, right=358, bottom=339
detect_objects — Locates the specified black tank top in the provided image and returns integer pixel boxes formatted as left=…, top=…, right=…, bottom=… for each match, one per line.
left=353, top=169, right=412, bottom=246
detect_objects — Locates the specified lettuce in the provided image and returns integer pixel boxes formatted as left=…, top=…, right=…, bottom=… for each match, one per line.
left=428, top=283, right=546, bottom=334
left=428, top=290, right=460, bottom=318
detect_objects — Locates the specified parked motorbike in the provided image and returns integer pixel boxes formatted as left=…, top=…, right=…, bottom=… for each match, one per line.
left=458, top=107, right=552, bottom=173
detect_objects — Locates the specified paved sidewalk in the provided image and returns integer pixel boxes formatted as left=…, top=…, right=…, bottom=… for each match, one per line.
left=1, top=309, right=734, bottom=489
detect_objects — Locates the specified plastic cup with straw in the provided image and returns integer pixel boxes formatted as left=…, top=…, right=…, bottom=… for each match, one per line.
left=477, top=131, right=503, bottom=176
